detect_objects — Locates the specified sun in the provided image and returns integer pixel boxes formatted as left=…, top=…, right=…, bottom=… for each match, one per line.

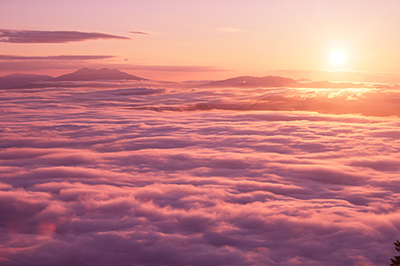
left=329, top=49, right=347, bottom=69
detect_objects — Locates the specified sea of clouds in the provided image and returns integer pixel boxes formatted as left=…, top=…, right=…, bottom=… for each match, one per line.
left=1, top=83, right=400, bottom=265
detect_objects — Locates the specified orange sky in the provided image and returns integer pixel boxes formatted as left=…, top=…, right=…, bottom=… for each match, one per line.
left=1, top=0, right=400, bottom=82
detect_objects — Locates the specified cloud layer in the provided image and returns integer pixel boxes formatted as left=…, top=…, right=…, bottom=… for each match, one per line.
left=1, top=82, right=400, bottom=265
left=0, top=29, right=130, bottom=43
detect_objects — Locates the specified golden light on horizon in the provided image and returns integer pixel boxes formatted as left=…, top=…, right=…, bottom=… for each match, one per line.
left=329, top=49, right=347, bottom=69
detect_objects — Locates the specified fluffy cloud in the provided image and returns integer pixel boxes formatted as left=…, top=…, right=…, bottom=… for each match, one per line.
left=0, top=82, right=400, bottom=265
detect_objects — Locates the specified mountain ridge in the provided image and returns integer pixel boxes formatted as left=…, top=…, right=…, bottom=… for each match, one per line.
left=0, top=69, right=366, bottom=89
left=0, top=74, right=54, bottom=89
left=203, top=75, right=366, bottom=88
left=54, top=67, right=146, bottom=81
left=0, top=68, right=148, bottom=89
left=203, top=76, right=299, bottom=88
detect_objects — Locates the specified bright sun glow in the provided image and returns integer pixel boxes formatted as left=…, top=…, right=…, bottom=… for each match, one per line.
left=329, top=49, right=347, bottom=68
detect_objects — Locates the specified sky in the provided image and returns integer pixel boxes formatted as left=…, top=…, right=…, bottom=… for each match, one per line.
left=2, top=2, right=400, bottom=266
left=1, top=0, right=400, bottom=81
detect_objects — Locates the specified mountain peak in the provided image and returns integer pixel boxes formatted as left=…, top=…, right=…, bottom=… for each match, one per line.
left=54, top=68, right=146, bottom=81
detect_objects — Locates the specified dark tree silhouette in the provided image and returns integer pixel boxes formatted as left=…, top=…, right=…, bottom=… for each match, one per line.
left=390, top=241, right=400, bottom=266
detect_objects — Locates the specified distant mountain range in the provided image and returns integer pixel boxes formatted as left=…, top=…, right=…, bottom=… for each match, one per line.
left=0, top=68, right=366, bottom=89
left=203, top=75, right=366, bottom=88
left=204, top=76, right=299, bottom=88
left=0, top=68, right=147, bottom=89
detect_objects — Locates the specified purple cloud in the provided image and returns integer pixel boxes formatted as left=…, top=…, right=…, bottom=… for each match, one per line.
left=130, top=31, right=150, bottom=35
left=120, top=64, right=227, bottom=72
left=0, top=29, right=130, bottom=43
left=0, top=62, right=227, bottom=75
left=1, top=81, right=400, bottom=266
left=0, top=55, right=116, bottom=60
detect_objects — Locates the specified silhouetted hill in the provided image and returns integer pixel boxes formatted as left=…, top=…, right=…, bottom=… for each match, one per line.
left=54, top=68, right=147, bottom=81
left=0, top=74, right=54, bottom=89
left=305, top=80, right=365, bottom=88
left=204, top=76, right=300, bottom=88
left=203, top=75, right=366, bottom=88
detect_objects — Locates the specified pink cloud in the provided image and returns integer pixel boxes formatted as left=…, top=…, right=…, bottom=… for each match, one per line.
left=0, top=29, right=130, bottom=43
left=1, top=81, right=400, bottom=265
left=0, top=55, right=116, bottom=60
left=129, top=31, right=150, bottom=35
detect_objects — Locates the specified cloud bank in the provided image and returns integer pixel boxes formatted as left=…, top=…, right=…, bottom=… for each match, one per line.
left=0, top=82, right=400, bottom=265
left=0, top=29, right=130, bottom=43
